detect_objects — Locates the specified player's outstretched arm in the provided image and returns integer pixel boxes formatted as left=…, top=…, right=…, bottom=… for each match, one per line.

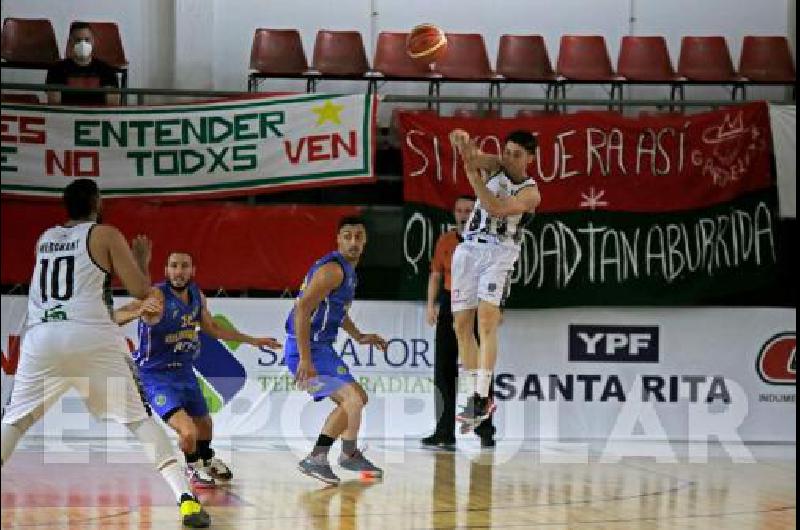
left=113, top=290, right=164, bottom=326
left=95, top=227, right=152, bottom=299
left=113, top=300, right=143, bottom=325
left=199, top=293, right=281, bottom=349
left=342, top=314, right=388, bottom=352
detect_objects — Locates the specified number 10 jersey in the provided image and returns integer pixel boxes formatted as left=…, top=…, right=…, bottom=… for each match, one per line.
left=27, top=222, right=114, bottom=329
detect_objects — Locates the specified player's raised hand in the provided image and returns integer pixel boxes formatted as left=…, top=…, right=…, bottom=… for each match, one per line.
left=131, top=235, right=153, bottom=267
left=358, top=333, right=388, bottom=352
left=449, top=128, right=470, bottom=152
left=251, top=337, right=282, bottom=349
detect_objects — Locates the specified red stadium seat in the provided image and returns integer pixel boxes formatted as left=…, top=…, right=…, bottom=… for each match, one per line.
left=678, top=36, right=745, bottom=99
left=739, top=36, right=795, bottom=82
left=1, top=18, right=59, bottom=68
left=428, top=33, right=496, bottom=113
left=248, top=28, right=311, bottom=91
left=556, top=35, right=623, bottom=110
left=496, top=35, right=558, bottom=111
left=373, top=31, right=432, bottom=78
left=617, top=36, right=684, bottom=108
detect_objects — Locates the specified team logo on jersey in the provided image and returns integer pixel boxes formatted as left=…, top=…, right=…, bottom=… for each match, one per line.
left=756, top=332, right=796, bottom=386
left=155, top=394, right=167, bottom=407
left=488, top=283, right=497, bottom=292
left=42, top=304, right=68, bottom=322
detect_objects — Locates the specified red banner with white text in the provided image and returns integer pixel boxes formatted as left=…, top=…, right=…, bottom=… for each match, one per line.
left=400, top=102, right=773, bottom=212
left=398, top=103, right=781, bottom=307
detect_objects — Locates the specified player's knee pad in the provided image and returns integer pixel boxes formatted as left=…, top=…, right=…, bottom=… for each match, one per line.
left=126, top=417, right=179, bottom=470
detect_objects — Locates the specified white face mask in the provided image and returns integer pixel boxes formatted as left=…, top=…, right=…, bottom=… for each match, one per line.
left=73, top=40, right=93, bottom=60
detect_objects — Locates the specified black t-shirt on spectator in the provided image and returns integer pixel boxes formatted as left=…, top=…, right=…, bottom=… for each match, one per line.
left=46, top=58, right=119, bottom=105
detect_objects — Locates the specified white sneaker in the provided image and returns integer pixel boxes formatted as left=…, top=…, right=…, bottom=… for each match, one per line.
left=187, top=463, right=216, bottom=489
left=203, top=456, right=233, bottom=481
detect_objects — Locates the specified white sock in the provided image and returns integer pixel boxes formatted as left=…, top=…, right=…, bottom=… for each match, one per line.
left=160, top=460, right=192, bottom=503
left=465, top=369, right=479, bottom=395
left=1, top=423, right=24, bottom=466
left=127, top=417, right=191, bottom=503
left=476, top=370, right=493, bottom=398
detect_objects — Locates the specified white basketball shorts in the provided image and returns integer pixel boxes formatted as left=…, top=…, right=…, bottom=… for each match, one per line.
left=2, top=322, right=150, bottom=427
left=450, top=241, right=519, bottom=312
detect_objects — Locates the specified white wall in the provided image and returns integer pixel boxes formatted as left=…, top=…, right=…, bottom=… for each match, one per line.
left=2, top=0, right=793, bottom=112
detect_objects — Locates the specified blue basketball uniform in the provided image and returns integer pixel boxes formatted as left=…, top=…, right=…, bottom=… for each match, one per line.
left=133, top=281, right=209, bottom=419
left=285, top=251, right=357, bottom=401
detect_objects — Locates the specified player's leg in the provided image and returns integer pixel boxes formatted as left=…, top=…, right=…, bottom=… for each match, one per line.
left=471, top=300, right=501, bottom=422
left=165, top=409, right=214, bottom=489
left=451, top=243, right=483, bottom=424
left=180, top=372, right=231, bottom=482
left=285, top=340, right=347, bottom=485
left=335, top=382, right=382, bottom=477
left=192, top=414, right=232, bottom=481
left=137, top=369, right=216, bottom=488
left=82, top=343, right=210, bottom=528
left=468, top=250, right=515, bottom=427
left=1, top=382, right=69, bottom=465
left=1, top=330, right=71, bottom=466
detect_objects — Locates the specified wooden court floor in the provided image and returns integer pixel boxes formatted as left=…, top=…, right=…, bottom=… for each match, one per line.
left=1, top=439, right=795, bottom=529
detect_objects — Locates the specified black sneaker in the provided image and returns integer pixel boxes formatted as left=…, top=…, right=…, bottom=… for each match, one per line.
left=421, top=434, right=456, bottom=451
left=479, top=435, right=496, bottom=448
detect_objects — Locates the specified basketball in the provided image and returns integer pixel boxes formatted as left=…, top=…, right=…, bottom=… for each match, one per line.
left=406, top=23, right=448, bottom=65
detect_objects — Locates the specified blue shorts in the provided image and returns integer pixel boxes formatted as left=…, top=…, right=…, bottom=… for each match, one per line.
left=284, top=339, right=356, bottom=401
left=138, top=368, right=209, bottom=420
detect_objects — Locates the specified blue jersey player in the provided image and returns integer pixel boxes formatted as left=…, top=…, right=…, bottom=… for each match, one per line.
left=286, top=216, right=388, bottom=485
left=114, top=250, right=281, bottom=488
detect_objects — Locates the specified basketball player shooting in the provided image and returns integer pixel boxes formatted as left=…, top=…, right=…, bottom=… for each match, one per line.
left=449, top=129, right=542, bottom=431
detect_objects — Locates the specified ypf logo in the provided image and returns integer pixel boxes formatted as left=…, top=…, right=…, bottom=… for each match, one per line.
left=756, top=332, right=796, bottom=386
left=569, top=325, right=659, bottom=363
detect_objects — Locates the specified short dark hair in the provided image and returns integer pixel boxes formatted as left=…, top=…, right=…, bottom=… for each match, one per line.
left=456, top=194, right=476, bottom=203
left=69, top=22, right=93, bottom=36
left=504, top=130, right=537, bottom=155
left=338, top=215, right=367, bottom=232
left=63, top=179, right=99, bottom=220
left=167, top=251, right=194, bottom=265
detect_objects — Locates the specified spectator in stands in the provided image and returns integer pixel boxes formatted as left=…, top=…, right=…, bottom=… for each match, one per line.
left=46, top=22, right=120, bottom=105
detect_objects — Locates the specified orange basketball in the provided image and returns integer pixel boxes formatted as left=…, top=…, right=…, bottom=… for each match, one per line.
left=406, top=23, right=448, bottom=65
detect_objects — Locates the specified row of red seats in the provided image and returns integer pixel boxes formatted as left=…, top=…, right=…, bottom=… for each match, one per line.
left=1, top=18, right=127, bottom=71
left=250, top=29, right=795, bottom=96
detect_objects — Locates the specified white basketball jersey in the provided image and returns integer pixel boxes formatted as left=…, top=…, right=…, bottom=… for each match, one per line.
left=27, top=222, right=114, bottom=328
left=463, top=170, right=537, bottom=250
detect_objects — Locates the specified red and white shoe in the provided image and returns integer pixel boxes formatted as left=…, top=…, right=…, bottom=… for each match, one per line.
left=186, top=463, right=216, bottom=489
left=203, top=456, right=233, bottom=481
